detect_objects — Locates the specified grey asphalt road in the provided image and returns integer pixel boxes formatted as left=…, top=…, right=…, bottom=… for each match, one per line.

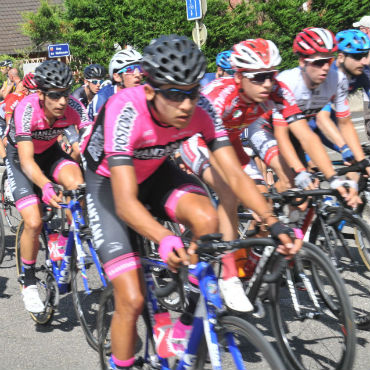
left=0, top=111, right=370, bottom=370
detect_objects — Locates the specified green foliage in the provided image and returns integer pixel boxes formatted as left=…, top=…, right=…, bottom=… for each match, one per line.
left=19, top=0, right=370, bottom=72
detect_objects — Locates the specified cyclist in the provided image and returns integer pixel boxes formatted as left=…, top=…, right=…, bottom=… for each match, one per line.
left=72, top=63, right=106, bottom=108
left=87, top=48, right=143, bottom=121
left=81, top=34, right=301, bottom=370
left=277, top=27, right=370, bottom=174
left=0, top=72, right=38, bottom=159
left=199, top=50, right=234, bottom=87
left=5, top=60, right=89, bottom=313
left=306, top=29, right=370, bottom=158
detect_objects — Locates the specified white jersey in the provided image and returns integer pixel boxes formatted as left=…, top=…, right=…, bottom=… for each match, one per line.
left=277, top=67, right=350, bottom=119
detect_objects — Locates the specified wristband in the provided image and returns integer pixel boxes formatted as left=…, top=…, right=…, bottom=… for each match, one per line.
left=293, top=167, right=306, bottom=174
left=158, top=235, right=184, bottom=263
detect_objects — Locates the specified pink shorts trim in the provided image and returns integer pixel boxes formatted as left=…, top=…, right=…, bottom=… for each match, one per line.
left=52, top=160, right=79, bottom=182
left=164, top=184, right=207, bottom=223
left=15, top=195, right=40, bottom=211
left=104, top=254, right=141, bottom=281
left=264, top=146, right=279, bottom=166
left=21, top=257, right=36, bottom=265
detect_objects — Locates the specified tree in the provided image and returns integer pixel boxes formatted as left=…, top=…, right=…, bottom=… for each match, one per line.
left=20, top=0, right=370, bottom=72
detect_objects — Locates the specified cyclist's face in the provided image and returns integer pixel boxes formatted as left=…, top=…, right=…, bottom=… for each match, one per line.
left=235, top=68, right=276, bottom=103
left=121, top=69, right=143, bottom=88
left=299, top=53, right=334, bottom=85
left=144, top=83, right=199, bottom=129
left=38, top=88, right=69, bottom=120
left=85, top=79, right=101, bottom=94
left=339, top=51, right=370, bottom=76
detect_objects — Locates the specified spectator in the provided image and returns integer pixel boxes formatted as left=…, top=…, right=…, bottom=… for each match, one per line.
left=353, top=15, right=370, bottom=39
left=0, top=60, right=14, bottom=100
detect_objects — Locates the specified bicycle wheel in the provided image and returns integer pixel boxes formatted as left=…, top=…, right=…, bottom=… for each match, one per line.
left=1, top=169, right=21, bottom=233
left=15, top=221, right=58, bottom=324
left=194, top=315, right=285, bottom=370
left=268, top=242, right=356, bottom=370
left=310, top=207, right=370, bottom=325
left=71, top=239, right=106, bottom=351
left=354, top=194, right=370, bottom=269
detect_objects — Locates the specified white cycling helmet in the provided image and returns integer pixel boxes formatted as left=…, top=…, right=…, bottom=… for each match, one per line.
left=230, top=39, right=282, bottom=71
left=108, top=48, right=143, bottom=78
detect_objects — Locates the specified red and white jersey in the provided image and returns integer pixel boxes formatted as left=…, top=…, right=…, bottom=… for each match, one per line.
left=201, top=76, right=304, bottom=164
left=277, top=67, right=350, bottom=119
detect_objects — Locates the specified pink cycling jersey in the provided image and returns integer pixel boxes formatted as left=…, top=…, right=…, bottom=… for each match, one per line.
left=82, top=85, right=230, bottom=183
left=8, top=93, right=90, bottom=154
left=201, top=76, right=304, bottom=165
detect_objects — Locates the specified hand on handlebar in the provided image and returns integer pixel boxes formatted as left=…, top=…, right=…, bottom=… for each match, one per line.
left=329, top=176, right=362, bottom=208
left=41, top=182, right=62, bottom=208
left=159, top=235, right=190, bottom=272
left=269, top=222, right=303, bottom=259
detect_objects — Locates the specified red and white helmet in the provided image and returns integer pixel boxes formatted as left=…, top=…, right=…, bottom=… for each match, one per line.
left=230, top=39, right=282, bottom=71
left=293, top=27, right=338, bottom=55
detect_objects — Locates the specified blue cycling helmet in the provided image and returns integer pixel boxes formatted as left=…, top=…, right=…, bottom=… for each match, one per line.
left=336, top=29, right=370, bottom=53
left=216, top=50, right=233, bottom=70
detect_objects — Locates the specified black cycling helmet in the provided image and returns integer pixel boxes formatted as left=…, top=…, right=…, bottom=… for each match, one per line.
left=141, top=34, right=207, bottom=86
left=83, top=63, right=106, bottom=79
left=34, top=60, right=73, bottom=91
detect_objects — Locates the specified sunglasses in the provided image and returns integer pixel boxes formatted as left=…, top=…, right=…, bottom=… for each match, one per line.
left=44, top=89, right=71, bottom=100
left=345, top=52, right=369, bottom=61
left=118, top=64, right=143, bottom=74
left=87, top=79, right=104, bottom=85
left=304, top=57, right=334, bottom=67
left=241, top=70, right=278, bottom=84
left=154, top=86, right=200, bottom=102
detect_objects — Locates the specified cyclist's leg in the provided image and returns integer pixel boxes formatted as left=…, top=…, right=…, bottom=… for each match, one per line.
left=85, top=167, right=143, bottom=368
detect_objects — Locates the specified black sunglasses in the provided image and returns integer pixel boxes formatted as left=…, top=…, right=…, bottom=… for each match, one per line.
left=154, top=86, right=200, bottom=102
left=44, top=89, right=71, bottom=100
left=345, top=52, right=369, bottom=61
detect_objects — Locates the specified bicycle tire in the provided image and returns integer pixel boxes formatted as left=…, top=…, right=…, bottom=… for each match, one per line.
left=71, top=239, right=106, bottom=351
left=268, top=241, right=356, bottom=370
left=310, top=207, right=370, bottom=326
left=193, top=315, right=285, bottom=370
left=15, top=221, right=58, bottom=325
left=354, top=193, right=370, bottom=269
left=1, top=169, right=21, bottom=233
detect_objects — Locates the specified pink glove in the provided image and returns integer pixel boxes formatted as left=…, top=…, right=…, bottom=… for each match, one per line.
left=42, top=182, right=58, bottom=205
left=158, top=235, right=184, bottom=263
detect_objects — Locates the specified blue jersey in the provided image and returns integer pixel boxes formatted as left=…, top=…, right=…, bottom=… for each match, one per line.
left=87, top=84, right=119, bottom=121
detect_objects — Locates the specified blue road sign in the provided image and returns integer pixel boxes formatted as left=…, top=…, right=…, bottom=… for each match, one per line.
left=186, top=0, right=202, bottom=21
left=48, top=44, right=70, bottom=58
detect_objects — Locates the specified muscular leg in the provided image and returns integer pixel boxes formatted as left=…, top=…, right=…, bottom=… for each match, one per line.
left=111, top=268, right=145, bottom=363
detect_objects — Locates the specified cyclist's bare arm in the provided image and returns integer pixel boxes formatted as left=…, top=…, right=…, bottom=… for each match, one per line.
left=316, top=110, right=346, bottom=148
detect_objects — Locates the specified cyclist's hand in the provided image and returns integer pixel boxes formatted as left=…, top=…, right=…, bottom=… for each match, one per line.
left=159, top=235, right=189, bottom=272
left=41, top=182, right=62, bottom=208
left=339, top=144, right=355, bottom=164
left=329, top=176, right=361, bottom=208
left=294, top=170, right=314, bottom=190
left=269, top=222, right=303, bottom=259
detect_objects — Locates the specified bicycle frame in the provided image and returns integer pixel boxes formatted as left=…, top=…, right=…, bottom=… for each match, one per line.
left=43, top=194, right=106, bottom=295
left=141, top=256, right=247, bottom=370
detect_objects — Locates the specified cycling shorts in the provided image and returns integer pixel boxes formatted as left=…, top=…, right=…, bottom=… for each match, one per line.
left=5, top=142, right=79, bottom=211
left=85, top=159, right=207, bottom=280
left=243, top=117, right=279, bottom=166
